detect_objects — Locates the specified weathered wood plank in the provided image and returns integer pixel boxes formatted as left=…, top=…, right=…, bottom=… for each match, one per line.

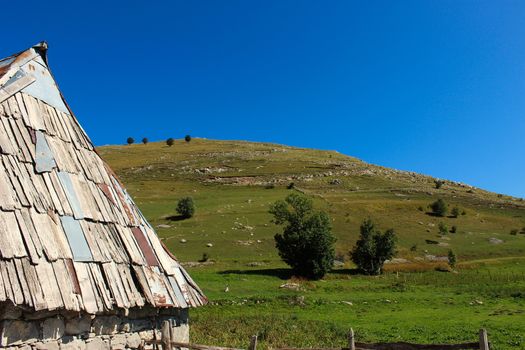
left=73, top=262, right=99, bottom=314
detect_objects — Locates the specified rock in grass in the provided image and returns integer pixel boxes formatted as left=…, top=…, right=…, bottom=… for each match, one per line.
left=180, top=239, right=187, bottom=243
left=206, top=243, right=213, bottom=247
left=489, top=237, right=503, bottom=245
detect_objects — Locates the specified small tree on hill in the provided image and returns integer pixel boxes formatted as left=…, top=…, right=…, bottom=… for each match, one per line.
left=434, top=179, right=444, bottom=189
left=448, top=250, right=457, bottom=268
left=176, top=197, right=195, bottom=218
left=438, top=222, right=448, bottom=235
left=166, top=138, right=175, bottom=147
left=430, top=199, right=448, bottom=217
left=350, top=219, right=396, bottom=275
left=270, top=193, right=336, bottom=280
left=142, top=137, right=149, bottom=145
left=185, top=135, right=192, bottom=143
left=451, top=207, right=460, bottom=218
left=127, top=137, right=134, bottom=145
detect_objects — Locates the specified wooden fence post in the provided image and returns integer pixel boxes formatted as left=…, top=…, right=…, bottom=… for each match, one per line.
left=479, top=329, right=489, bottom=350
left=161, top=320, right=172, bottom=350
left=348, top=328, right=355, bottom=350
left=249, top=335, right=258, bottom=350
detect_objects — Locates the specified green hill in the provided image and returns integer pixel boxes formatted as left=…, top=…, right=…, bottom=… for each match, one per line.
left=98, top=139, right=525, bottom=349
left=99, top=138, right=525, bottom=265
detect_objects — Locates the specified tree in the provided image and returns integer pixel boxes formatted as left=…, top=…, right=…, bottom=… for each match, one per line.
left=350, top=219, right=396, bottom=275
left=127, top=137, right=134, bottom=145
left=176, top=197, right=195, bottom=218
left=185, top=135, right=192, bottom=143
left=451, top=207, right=460, bottom=218
left=434, top=179, right=444, bottom=189
left=270, top=193, right=336, bottom=280
left=142, top=137, right=149, bottom=145
left=430, top=199, right=448, bottom=217
left=166, top=138, right=175, bottom=147
left=438, top=222, right=448, bottom=235
left=448, top=250, right=457, bottom=268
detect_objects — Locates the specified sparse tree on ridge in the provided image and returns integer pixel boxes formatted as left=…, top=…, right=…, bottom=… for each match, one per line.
left=185, top=135, right=192, bottom=143
left=270, top=193, right=336, bottom=280
left=166, top=138, right=175, bottom=147
left=142, top=137, right=149, bottom=145
left=127, top=137, right=134, bottom=145
left=350, top=218, right=396, bottom=275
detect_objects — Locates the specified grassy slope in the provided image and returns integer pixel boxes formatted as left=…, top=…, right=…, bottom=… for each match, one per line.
left=98, top=139, right=525, bottom=349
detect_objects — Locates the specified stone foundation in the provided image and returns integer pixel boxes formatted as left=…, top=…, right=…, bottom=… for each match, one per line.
left=0, top=304, right=189, bottom=349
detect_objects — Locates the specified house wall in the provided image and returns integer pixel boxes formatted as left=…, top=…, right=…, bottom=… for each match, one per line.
left=0, top=303, right=189, bottom=350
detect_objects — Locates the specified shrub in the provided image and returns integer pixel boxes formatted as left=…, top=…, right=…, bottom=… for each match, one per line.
left=438, top=222, right=448, bottom=235
left=199, top=253, right=209, bottom=262
left=430, top=199, right=448, bottom=217
left=126, top=137, right=134, bottom=145
left=451, top=207, right=460, bottom=218
left=434, top=179, right=444, bottom=189
left=350, top=218, right=396, bottom=275
left=417, top=206, right=424, bottom=212
left=521, top=227, right=525, bottom=234
left=510, top=229, right=518, bottom=236
left=176, top=197, right=195, bottom=218
left=166, top=138, right=175, bottom=147
left=270, top=194, right=336, bottom=280
left=450, top=225, right=457, bottom=233
left=448, top=250, right=457, bottom=268
left=287, top=182, right=295, bottom=189
left=185, top=135, right=192, bottom=143
left=142, top=137, right=149, bottom=145
left=410, top=244, right=417, bottom=252
left=461, top=210, right=467, bottom=216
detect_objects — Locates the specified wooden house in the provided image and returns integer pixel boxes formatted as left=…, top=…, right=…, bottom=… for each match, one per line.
left=0, top=42, right=206, bottom=349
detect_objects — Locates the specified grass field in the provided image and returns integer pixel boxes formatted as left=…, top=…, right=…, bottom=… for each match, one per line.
left=98, top=139, right=525, bottom=349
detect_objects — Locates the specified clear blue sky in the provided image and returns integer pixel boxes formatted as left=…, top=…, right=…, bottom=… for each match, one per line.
left=2, top=1, right=524, bottom=198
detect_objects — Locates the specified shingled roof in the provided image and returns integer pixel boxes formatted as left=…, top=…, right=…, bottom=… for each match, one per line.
left=0, top=42, right=206, bottom=314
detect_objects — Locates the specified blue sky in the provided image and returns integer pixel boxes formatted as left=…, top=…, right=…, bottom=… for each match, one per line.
left=2, top=1, right=524, bottom=198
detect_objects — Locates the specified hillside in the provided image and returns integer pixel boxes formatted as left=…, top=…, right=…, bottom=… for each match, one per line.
left=98, top=139, right=525, bottom=349
left=98, top=138, right=525, bottom=265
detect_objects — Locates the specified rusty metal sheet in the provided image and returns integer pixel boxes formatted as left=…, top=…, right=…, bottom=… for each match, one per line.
left=60, top=216, right=93, bottom=262
left=131, top=227, right=159, bottom=266
left=98, top=183, right=115, bottom=205
left=35, top=130, right=56, bottom=173
left=57, top=171, right=84, bottom=219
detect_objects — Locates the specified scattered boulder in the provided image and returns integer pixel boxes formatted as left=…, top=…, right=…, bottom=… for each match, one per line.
left=489, top=237, right=503, bottom=245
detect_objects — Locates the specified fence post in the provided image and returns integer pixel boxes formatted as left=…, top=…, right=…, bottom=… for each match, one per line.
left=479, top=329, right=489, bottom=350
left=249, top=335, right=258, bottom=350
left=161, top=320, right=172, bottom=350
left=348, top=328, right=355, bottom=350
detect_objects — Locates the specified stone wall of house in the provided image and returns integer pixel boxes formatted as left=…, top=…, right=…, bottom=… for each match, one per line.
left=0, top=304, right=189, bottom=350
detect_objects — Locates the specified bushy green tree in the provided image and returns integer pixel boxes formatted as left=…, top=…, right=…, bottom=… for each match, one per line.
left=350, top=219, right=396, bottom=275
left=270, top=194, right=336, bottom=280
left=166, top=138, right=175, bottom=147
left=176, top=197, right=195, bottom=218
left=185, top=135, right=192, bottom=143
left=451, top=207, right=460, bottom=218
left=430, top=199, right=448, bottom=217
left=127, top=137, right=134, bottom=145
